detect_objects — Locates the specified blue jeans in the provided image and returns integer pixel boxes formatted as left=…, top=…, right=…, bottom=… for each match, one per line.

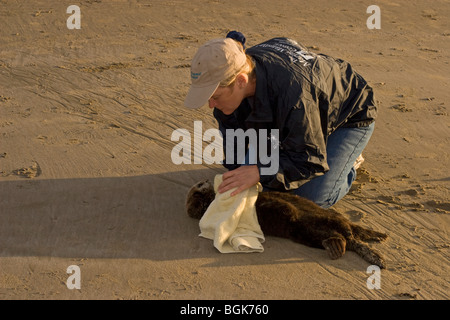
left=293, top=123, right=375, bottom=208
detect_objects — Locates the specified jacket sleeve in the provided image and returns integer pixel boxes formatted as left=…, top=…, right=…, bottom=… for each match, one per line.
left=259, top=99, right=330, bottom=191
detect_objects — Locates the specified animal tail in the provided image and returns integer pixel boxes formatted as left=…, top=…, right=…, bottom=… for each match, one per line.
left=351, top=224, right=388, bottom=242
left=347, top=239, right=386, bottom=269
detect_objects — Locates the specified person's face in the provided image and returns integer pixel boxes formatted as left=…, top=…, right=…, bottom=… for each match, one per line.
left=208, top=81, right=245, bottom=115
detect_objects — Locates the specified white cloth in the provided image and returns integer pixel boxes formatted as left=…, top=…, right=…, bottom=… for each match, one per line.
left=199, top=174, right=265, bottom=253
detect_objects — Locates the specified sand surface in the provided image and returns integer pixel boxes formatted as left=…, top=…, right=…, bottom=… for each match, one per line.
left=0, top=0, right=449, bottom=300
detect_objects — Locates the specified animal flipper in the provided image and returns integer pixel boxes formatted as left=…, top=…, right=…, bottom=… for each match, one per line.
left=347, top=238, right=386, bottom=269
left=351, top=224, right=388, bottom=242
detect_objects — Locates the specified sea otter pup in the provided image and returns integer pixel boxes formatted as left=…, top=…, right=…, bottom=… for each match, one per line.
left=186, top=179, right=388, bottom=269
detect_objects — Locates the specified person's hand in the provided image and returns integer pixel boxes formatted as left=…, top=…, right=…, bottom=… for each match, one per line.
left=218, top=165, right=260, bottom=196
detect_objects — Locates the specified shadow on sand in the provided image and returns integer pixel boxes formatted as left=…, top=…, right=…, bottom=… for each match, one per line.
left=0, top=169, right=326, bottom=267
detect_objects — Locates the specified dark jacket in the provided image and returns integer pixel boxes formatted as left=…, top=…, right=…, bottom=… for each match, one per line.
left=214, top=37, right=377, bottom=191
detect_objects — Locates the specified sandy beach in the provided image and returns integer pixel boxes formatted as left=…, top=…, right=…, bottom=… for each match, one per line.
left=0, top=0, right=449, bottom=300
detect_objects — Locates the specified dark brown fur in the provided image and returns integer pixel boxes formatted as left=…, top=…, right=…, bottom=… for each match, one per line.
left=186, top=180, right=388, bottom=268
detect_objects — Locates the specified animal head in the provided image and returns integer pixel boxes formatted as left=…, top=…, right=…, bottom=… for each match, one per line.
left=185, top=179, right=215, bottom=220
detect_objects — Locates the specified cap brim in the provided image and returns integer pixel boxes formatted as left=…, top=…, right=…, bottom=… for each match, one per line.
left=184, top=82, right=220, bottom=109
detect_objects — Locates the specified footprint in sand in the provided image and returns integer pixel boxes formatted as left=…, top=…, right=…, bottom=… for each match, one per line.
left=12, top=161, right=42, bottom=179
left=425, top=200, right=450, bottom=214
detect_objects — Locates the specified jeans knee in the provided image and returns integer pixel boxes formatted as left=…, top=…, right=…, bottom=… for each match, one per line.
left=294, top=188, right=334, bottom=208
left=314, top=194, right=338, bottom=209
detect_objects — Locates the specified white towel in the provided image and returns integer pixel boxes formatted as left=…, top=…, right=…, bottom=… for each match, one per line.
left=199, top=174, right=265, bottom=253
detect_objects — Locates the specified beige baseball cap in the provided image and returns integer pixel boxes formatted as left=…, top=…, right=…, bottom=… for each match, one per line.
left=184, top=38, right=247, bottom=109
